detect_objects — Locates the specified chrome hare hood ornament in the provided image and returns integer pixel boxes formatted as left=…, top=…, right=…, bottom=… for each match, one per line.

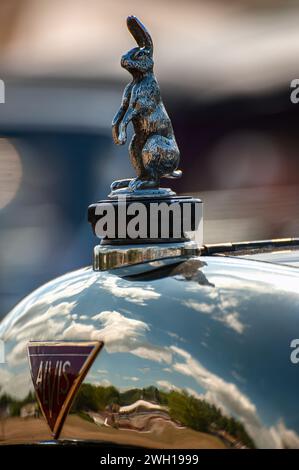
left=88, top=16, right=202, bottom=257
left=111, top=16, right=181, bottom=194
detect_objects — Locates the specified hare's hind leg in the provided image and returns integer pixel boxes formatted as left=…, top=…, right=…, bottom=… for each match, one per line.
left=142, top=135, right=179, bottom=180
left=129, top=135, right=175, bottom=190
left=128, top=177, right=159, bottom=191
left=129, top=134, right=147, bottom=177
left=128, top=134, right=158, bottom=190
left=110, top=179, right=132, bottom=191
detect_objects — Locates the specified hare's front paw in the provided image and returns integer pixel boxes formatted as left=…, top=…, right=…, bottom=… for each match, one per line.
left=111, top=179, right=132, bottom=190
left=112, top=124, right=126, bottom=145
left=129, top=177, right=159, bottom=191
left=118, top=126, right=127, bottom=145
left=112, top=124, right=120, bottom=145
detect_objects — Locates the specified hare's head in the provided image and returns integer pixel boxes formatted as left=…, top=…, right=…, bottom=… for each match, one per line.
left=121, top=16, right=154, bottom=75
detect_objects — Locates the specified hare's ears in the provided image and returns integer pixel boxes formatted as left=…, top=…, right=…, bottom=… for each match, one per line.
left=127, top=16, right=153, bottom=54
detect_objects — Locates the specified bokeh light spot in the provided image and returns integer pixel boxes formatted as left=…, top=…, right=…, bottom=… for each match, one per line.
left=0, top=138, right=22, bottom=209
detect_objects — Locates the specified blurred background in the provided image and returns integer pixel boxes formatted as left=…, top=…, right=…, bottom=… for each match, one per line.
left=1, top=0, right=299, bottom=318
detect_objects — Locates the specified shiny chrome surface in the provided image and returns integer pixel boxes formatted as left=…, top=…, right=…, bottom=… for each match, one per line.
left=93, top=242, right=200, bottom=270
left=202, top=238, right=299, bottom=267
left=201, top=237, right=299, bottom=257
left=0, top=255, right=299, bottom=448
left=239, top=250, right=299, bottom=268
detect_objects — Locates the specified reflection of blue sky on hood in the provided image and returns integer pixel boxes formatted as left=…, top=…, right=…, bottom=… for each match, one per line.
left=1, top=256, right=299, bottom=448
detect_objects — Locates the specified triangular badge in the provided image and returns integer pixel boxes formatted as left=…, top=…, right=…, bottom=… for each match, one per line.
left=27, top=340, right=103, bottom=439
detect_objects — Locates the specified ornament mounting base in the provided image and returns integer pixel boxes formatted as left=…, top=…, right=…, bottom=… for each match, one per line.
left=109, top=186, right=176, bottom=199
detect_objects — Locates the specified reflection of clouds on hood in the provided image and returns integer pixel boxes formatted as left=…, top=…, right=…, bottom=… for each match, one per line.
left=183, top=290, right=246, bottom=334
left=92, top=310, right=149, bottom=353
left=269, top=421, right=299, bottom=449
left=0, top=268, right=97, bottom=338
left=32, top=270, right=98, bottom=306
left=156, top=380, right=180, bottom=392
left=97, top=369, right=108, bottom=375
left=62, top=310, right=172, bottom=365
left=231, top=370, right=246, bottom=384
left=171, top=345, right=258, bottom=427
left=183, top=301, right=214, bottom=314
left=62, top=321, right=95, bottom=340
left=63, top=310, right=149, bottom=354
left=0, top=367, right=12, bottom=386
left=6, top=302, right=76, bottom=366
left=7, top=302, right=75, bottom=342
left=131, top=345, right=172, bottom=364
left=167, top=331, right=185, bottom=343
left=0, top=368, right=32, bottom=400
left=170, top=345, right=299, bottom=448
left=93, top=310, right=172, bottom=364
left=186, top=387, right=206, bottom=400
left=100, top=276, right=160, bottom=305
left=4, top=301, right=171, bottom=368
left=123, top=376, right=139, bottom=382
left=86, top=373, right=112, bottom=388
left=221, top=312, right=244, bottom=334
left=252, top=420, right=299, bottom=449
left=210, top=258, right=299, bottom=296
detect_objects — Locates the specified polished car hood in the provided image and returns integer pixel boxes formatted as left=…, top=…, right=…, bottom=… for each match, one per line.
left=0, top=255, right=298, bottom=448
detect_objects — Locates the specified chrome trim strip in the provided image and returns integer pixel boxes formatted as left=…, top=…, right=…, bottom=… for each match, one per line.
left=93, top=241, right=200, bottom=271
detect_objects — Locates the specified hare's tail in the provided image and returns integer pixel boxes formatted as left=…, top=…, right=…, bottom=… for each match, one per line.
left=165, top=169, right=182, bottom=179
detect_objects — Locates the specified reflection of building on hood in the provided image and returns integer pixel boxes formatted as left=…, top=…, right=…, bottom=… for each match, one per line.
left=20, top=403, right=38, bottom=419
left=119, top=399, right=167, bottom=415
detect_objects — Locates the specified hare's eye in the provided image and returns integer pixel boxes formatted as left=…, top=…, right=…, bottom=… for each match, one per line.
left=135, top=52, right=144, bottom=60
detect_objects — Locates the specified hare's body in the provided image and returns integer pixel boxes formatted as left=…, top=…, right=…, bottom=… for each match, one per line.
left=129, top=75, right=179, bottom=179
left=112, top=17, right=181, bottom=191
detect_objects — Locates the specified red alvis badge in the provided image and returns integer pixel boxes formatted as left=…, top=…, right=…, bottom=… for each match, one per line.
left=27, top=341, right=103, bottom=439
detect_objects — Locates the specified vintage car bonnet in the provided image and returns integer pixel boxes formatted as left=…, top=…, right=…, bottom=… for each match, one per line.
left=0, top=16, right=299, bottom=449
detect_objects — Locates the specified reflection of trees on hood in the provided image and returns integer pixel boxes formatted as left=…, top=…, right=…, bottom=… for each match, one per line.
left=1, top=383, right=255, bottom=447
left=70, top=383, right=255, bottom=448
left=0, top=390, right=35, bottom=417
